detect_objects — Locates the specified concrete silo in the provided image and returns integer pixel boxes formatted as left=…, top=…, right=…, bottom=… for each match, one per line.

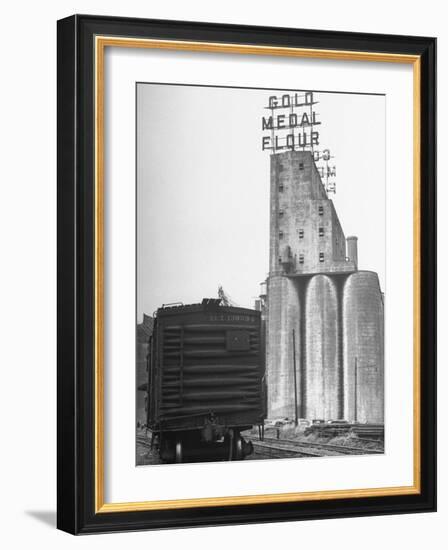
left=304, top=274, right=342, bottom=420
left=342, top=271, right=384, bottom=423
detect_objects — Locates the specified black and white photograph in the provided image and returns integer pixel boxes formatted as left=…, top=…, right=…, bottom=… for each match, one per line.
left=136, top=83, right=385, bottom=465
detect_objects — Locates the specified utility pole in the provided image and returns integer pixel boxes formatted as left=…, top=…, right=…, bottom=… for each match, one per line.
left=354, top=357, right=358, bottom=423
left=292, top=329, right=298, bottom=426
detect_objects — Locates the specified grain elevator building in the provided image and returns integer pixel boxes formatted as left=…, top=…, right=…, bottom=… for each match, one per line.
left=266, top=149, right=384, bottom=423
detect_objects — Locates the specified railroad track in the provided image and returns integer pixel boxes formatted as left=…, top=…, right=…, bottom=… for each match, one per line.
left=137, top=433, right=383, bottom=461
left=140, top=434, right=331, bottom=460
left=252, top=440, right=327, bottom=459
left=355, top=437, right=384, bottom=444
left=136, top=435, right=152, bottom=448
left=252, top=437, right=384, bottom=458
left=259, top=436, right=383, bottom=456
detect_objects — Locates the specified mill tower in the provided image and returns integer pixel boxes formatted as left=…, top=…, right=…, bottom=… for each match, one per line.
left=264, top=96, right=384, bottom=423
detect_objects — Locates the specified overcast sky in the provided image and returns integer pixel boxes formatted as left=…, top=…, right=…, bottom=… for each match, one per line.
left=137, top=84, right=385, bottom=321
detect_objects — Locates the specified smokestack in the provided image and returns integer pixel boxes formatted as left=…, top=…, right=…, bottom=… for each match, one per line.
left=347, top=236, right=358, bottom=269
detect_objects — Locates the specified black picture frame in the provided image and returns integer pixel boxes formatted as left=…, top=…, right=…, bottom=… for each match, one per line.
left=57, top=14, right=436, bottom=534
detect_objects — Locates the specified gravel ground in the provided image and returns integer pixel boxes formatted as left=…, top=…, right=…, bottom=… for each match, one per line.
left=136, top=431, right=162, bottom=466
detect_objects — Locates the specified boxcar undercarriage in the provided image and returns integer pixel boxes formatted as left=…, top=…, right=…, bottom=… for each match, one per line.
left=152, top=424, right=256, bottom=463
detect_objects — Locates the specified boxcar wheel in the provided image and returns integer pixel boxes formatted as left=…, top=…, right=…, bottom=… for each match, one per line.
left=175, top=440, right=183, bottom=463
left=234, top=434, right=244, bottom=460
left=227, top=429, right=234, bottom=461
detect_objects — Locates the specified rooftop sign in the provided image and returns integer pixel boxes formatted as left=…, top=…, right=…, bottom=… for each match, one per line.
left=262, top=91, right=337, bottom=194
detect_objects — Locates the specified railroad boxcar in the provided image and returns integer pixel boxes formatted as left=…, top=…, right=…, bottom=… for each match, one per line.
left=146, top=299, right=266, bottom=463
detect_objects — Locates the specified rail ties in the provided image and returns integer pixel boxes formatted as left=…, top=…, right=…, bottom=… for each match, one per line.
left=138, top=433, right=384, bottom=462
left=253, top=439, right=337, bottom=458
left=269, top=437, right=383, bottom=455
left=252, top=440, right=325, bottom=458
left=252, top=437, right=384, bottom=458
left=136, top=435, right=151, bottom=448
